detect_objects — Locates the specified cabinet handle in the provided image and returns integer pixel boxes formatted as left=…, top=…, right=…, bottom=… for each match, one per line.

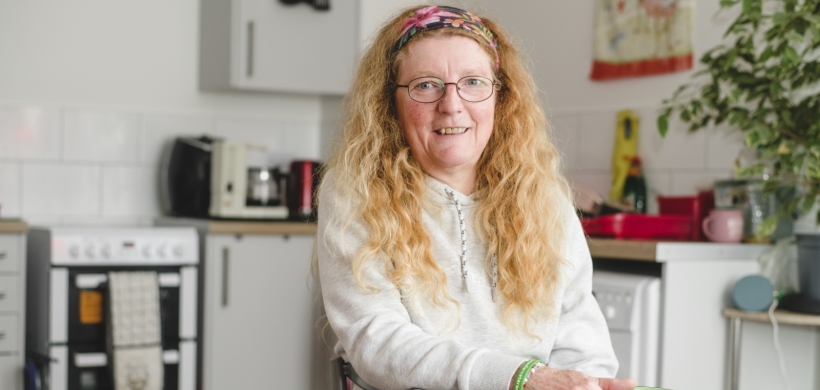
left=246, top=20, right=254, bottom=78
left=0, top=331, right=5, bottom=340
left=0, top=251, right=6, bottom=260
left=221, top=247, right=230, bottom=307
left=0, top=291, right=5, bottom=300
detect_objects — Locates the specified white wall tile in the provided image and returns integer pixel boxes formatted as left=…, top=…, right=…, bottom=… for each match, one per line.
left=280, top=122, right=320, bottom=160
left=64, top=110, right=141, bottom=162
left=0, top=163, right=21, bottom=217
left=102, top=165, right=158, bottom=216
left=706, top=126, right=748, bottom=170
left=0, top=106, right=61, bottom=160
left=22, top=163, right=101, bottom=215
left=671, top=171, right=731, bottom=195
left=577, top=110, right=617, bottom=170
left=639, top=107, right=707, bottom=170
left=62, top=215, right=152, bottom=227
left=23, top=215, right=64, bottom=228
left=215, top=118, right=284, bottom=153
left=568, top=171, right=611, bottom=201
left=550, top=113, right=579, bottom=171
left=644, top=171, right=672, bottom=214
left=143, top=114, right=213, bottom=163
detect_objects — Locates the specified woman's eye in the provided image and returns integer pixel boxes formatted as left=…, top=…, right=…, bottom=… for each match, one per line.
left=417, top=82, right=434, bottom=89
left=465, top=78, right=484, bottom=86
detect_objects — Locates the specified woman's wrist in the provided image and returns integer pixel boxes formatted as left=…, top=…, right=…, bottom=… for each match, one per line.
left=509, top=359, right=547, bottom=390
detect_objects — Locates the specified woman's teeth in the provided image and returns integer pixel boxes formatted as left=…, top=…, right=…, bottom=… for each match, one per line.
left=436, top=127, right=467, bottom=135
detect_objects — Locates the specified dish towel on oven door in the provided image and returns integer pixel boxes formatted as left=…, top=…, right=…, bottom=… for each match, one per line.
left=107, top=271, right=164, bottom=390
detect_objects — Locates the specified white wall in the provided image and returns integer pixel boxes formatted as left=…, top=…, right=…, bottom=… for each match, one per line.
left=0, top=0, right=321, bottom=225
left=466, top=0, right=747, bottom=213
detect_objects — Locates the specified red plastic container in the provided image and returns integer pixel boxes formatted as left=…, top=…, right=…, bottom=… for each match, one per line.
left=657, top=191, right=714, bottom=241
left=582, top=213, right=693, bottom=240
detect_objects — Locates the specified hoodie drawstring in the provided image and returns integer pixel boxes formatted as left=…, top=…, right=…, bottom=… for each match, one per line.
left=444, top=188, right=498, bottom=301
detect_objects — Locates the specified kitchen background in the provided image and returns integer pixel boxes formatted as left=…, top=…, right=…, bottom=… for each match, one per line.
left=0, top=0, right=747, bottom=225
left=0, top=1, right=816, bottom=389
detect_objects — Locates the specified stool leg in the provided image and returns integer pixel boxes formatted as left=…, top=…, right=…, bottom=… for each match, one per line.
left=726, top=317, right=742, bottom=390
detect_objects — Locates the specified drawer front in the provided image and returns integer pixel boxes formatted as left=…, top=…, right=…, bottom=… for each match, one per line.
left=0, top=235, right=20, bottom=273
left=0, top=315, right=19, bottom=353
left=0, top=276, right=18, bottom=312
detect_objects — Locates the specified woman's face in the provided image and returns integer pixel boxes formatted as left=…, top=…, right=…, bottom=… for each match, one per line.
left=395, top=35, right=496, bottom=185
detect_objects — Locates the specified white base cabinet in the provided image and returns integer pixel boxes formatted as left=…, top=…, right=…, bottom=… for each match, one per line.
left=202, top=233, right=331, bottom=390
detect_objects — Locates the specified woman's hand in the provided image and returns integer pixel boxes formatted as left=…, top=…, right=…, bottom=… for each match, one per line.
left=509, top=366, right=636, bottom=390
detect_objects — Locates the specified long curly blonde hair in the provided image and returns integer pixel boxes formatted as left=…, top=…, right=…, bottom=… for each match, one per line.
left=322, top=5, right=572, bottom=332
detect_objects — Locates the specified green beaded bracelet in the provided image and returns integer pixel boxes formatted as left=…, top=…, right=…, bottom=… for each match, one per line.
left=514, top=359, right=546, bottom=390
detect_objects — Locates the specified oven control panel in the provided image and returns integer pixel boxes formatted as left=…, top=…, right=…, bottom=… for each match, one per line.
left=48, top=228, right=199, bottom=265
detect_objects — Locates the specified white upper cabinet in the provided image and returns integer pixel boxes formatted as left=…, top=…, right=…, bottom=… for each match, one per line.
left=200, top=0, right=359, bottom=95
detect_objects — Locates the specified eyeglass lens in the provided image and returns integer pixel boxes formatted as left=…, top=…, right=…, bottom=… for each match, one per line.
left=408, top=76, right=494, bottom=103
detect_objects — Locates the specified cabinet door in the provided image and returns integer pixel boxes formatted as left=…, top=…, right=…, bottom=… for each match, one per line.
left=204, top=234, right=331, bottom=390
left=235, top=0, right=358, bottom=94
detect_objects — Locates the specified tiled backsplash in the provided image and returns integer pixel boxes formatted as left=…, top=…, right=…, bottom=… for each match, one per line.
left=0, top=103, right=749, bottom=224
left=551, top=106, right=748, bottom=213
left=0, top=104, right=320, bottom=226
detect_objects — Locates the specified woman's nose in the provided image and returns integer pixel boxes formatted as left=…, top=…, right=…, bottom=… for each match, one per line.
left=437, top=83, right=464, bottom=113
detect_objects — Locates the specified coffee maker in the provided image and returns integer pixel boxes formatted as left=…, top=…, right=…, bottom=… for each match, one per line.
left=209, top=141, right=289, bottom=219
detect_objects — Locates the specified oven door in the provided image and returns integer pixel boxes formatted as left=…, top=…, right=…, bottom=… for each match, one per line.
left=67, top=266, right=185, bottom=348
left=66, top=345, right=182, bottom=390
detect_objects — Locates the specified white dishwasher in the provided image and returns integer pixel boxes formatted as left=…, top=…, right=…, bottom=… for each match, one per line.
left=592, top=271, right=661, bottom=387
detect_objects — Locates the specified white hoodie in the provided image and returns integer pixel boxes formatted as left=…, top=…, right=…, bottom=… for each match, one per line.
left=317, top=170, right=618, bottom=390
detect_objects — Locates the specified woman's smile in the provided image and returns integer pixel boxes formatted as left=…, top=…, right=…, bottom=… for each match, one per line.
left=434, top=127, right=469, bottom=135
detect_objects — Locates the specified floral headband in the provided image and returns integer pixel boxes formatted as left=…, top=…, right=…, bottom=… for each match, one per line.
left=394, top=5, right=499, bottom=69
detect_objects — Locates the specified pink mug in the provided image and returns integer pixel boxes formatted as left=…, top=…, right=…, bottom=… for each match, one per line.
left=702, top=209, right=744, bottom=243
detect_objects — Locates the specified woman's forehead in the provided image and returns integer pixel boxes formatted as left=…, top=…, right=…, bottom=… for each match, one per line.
left=397, top=35, right=494, bottom=80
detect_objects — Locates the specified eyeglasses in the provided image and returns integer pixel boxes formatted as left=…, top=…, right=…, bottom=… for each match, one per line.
left=396, top=76, right=499, bottom=103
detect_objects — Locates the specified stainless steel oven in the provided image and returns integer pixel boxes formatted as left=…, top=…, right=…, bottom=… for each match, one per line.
left=26, top=227, right=199, bottom=390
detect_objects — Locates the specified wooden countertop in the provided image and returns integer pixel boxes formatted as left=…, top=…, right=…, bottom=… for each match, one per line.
left=0, top=219, right=27, bottom=234
left=586, top=237, right=658, bottom=261
left=585, top=237, right=771, bottom=262
left=155, top=217, right=317, bottom=235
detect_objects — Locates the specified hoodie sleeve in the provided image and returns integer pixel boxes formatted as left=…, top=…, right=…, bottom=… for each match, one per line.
left=545, top=207, right=619, bottom=377
left=316, top=171, right=526, bottom=390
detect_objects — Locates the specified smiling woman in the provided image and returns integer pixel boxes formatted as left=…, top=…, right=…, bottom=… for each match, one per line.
left=316, top=5, right=635, bottom=390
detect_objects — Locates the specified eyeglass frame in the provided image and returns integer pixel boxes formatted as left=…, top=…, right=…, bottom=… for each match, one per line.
left=395, top=75, right=501, bottom=103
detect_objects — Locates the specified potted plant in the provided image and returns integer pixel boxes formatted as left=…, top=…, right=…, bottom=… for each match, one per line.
left=657, top=0, right=820, bottom=239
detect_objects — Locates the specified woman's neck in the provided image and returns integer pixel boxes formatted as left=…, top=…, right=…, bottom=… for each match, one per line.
left=428, top=169, right=476, bottom=195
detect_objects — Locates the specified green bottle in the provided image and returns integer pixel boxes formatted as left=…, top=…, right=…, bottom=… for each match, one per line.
left=622, top=156, right=647, bottom=213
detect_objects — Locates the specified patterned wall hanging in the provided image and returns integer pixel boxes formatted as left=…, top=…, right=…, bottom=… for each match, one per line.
left=590, top=0, right=694, bottom=81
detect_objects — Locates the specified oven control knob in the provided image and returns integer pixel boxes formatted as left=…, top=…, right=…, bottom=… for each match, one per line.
left=101, top=244, right=112, bottom=259
left=604, top=305, right=617, bottom=320
left=69, top=244, right=80, bottom=259
left=173, top=244, right=184, bottom=258
left=141, top=245, right=152, bottom=258
left=85, top=245, right=96, bottom=259
left=157, top=244, right=168, bottom=258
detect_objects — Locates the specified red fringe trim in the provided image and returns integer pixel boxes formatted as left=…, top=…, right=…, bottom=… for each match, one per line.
left=590, top=54, right=693, bottom=81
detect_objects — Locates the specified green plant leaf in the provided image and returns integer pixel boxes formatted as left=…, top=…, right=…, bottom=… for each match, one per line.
left=772, top=12, right=786, bottom=24
left=784, top=46, right=800, bottom=63
left=657, top=114, right=670, bottom=137
left=720, top=0, right=738, bottom=7
left=786, top=31, right=805, bottom=42
left=804, top=195, right=817, bottom=216
left=757, top=215, right=780, bottom=239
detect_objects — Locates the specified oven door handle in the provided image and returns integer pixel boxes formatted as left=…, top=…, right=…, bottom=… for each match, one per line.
left=76, top=274, right=108, bottom=289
